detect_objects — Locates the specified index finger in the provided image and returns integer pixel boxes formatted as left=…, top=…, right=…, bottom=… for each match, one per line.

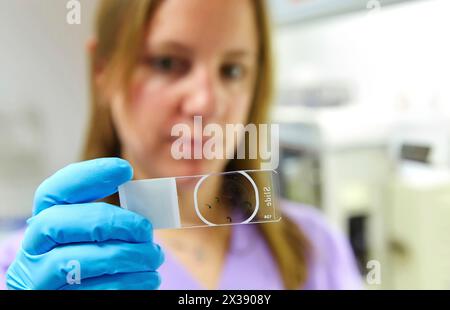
left=33, top=158, right=133, bottom=215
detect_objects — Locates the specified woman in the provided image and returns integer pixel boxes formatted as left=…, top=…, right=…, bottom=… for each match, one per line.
left=1, top=0, right=361, bottom=289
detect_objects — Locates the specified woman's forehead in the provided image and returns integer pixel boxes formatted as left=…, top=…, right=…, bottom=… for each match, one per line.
left=146, top=0, right=258, bottom=54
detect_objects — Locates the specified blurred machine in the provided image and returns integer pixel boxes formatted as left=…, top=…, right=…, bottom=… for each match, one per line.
left=271, top=0, right=450, bottom=289
left=387, top=119, right=450, bottom=289
left=274, top=104, right=391, bottom=282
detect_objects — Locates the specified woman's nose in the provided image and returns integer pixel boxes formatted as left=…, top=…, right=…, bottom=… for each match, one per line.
left=180, top=67, right=219, bottom=119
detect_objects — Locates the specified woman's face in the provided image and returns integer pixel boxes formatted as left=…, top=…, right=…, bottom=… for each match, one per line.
left=110, top=0, right=259, bottom=181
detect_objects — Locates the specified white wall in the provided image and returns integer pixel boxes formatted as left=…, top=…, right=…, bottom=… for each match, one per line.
left=274, top=0, right=450, bottom=118
left=0, top=0, right=98, bottom=221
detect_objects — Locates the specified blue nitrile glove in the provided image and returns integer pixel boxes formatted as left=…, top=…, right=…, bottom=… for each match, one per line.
left=6, top=158, right=164, bottom=290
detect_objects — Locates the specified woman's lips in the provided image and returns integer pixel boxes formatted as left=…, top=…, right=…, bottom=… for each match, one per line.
left=167, top=135, right=209, bottom=146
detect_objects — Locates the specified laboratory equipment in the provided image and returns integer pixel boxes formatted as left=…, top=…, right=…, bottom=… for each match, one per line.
left=274, top=104, right=391, bottom=281
left=119, top=170, right=282, bottom=229
left=387, top=119, right=450, bottom=289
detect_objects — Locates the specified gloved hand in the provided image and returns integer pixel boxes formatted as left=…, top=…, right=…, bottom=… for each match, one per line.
left=6, top=158, right=164, bottom=290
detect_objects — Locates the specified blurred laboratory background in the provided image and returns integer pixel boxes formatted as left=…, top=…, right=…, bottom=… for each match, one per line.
left=1, top=0, right=449, bottom=289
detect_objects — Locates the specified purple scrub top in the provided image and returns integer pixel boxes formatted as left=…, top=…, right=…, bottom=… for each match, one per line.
left=0, top=201, right=362, bottom=289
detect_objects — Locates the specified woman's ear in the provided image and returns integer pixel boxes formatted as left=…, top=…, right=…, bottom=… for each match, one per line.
left=87, top=37, right=109, bottom=104
left=86, top=37, right=97, bottom=55
left=87, top=37, right=104, bottom=75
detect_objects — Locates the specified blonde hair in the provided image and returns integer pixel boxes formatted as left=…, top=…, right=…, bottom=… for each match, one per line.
left=83, top=0, right=309, bottom=289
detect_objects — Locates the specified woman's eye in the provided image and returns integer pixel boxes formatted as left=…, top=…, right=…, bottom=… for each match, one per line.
left=145, top=56, right=189, bottom=74
left=221, top=63, right=245, bottom=80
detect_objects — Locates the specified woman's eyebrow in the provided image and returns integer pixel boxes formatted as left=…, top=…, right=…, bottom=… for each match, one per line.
left=224, top=49, right=257, bottom=59
left=147, top=41, right=193, bottom=55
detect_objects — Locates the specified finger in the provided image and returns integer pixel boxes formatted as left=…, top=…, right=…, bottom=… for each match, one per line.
left=24, top=203, right=153, bottom=255
left=14, top=240, right=164, bottom=290
left=60, top=271, right=161, bottom=290
left=33, top=158, right=133, bottom=215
